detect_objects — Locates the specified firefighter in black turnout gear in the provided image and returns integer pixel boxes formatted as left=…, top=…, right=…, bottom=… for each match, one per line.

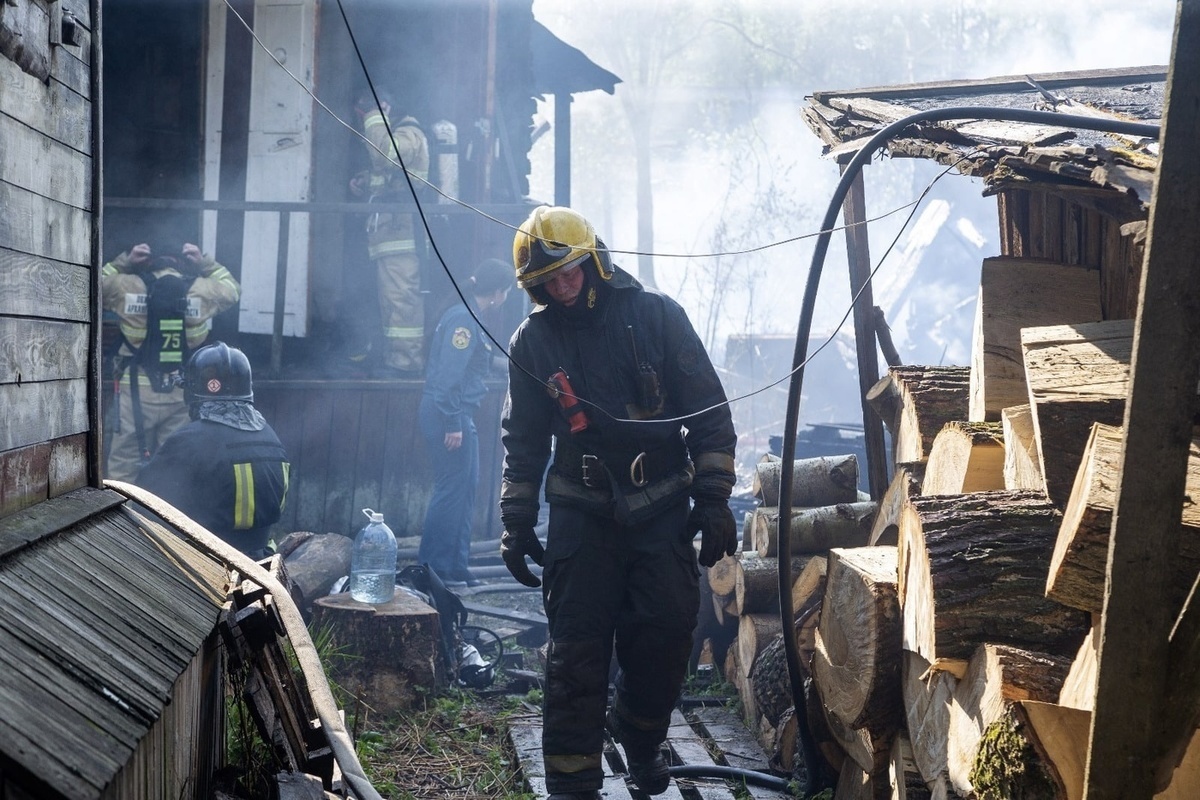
left=136, top=342, right=291, bottom=558
left=499, top=207, right=738, bottom=799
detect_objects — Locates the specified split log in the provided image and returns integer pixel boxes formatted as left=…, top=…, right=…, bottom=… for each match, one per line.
left=902, top=651, right=957, bottom=790
left=866, top=373, right=902, bottom=436
left=770, top=706, right=798, bottom=775
left=899, top=491, right=1089, bottom=668
left=737, top=612, right=783, bottom=675
left=869, top=462, right=924, bottom=546
left=734, top=554, right=818, bottom=616
left=1013, top=701, right=1200, bottom=800
left=1001, top=404, right=1044, bottom=493
left=890, top=735, right=934, bottom=800
left=1057, top=621, right=1098, bottom=711
left=310, top=591, right=446, bottom=716
left=753, top=502, right=877, bottom=557
left=812, top=547, right=902, bottom=735
left=805, top=667, right=847, bottom=777
left=1047, top=422, right=1200, bottom=613
left=968, top=258, right=1101, bottom=422
left=833, top=758, right=891, bottom=800
left=692, top=567, right=738, bottom=673
left=1020, top=319, right=1134, bottom=507
left=753, top=454, right=860, bottom=507
left=921, top=421, right=1005, bottom=496
left=945, top=644, right=1071, bottom=797
left=723, top=642, right=761, bottom=731
left=888, top=366, right=970, bottom=465
left=751, top=589, right=824, bottom=728
left=817, top=660, right=894, bottom=774
left=743, top=511, right=755, bottom=553
left=707, top=552, right=741, bottom=599
left=967, top=705, right=1063, bottom=800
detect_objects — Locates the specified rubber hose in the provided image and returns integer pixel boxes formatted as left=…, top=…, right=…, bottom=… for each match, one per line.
left=776, top=106, right=1160, bottom=797
left=668, top=764, right=793, bottom=791
left=105, top=480, right=385, bottom=800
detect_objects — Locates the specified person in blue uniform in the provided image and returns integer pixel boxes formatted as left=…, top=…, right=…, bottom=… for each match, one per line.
left=417, top=259, right=513, bottom=586
left=136, top=342, right=290, bottom=559
left=498, top=207, right=738, bottom=800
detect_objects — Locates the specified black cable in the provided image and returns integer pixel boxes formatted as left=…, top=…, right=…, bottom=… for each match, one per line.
left=775, top=106, right=1160, bottom=798
left=668, top=764, right=794, bottom=791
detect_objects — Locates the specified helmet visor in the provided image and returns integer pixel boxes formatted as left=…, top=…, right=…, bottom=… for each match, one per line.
left=518, top=244, right=592, bottom=287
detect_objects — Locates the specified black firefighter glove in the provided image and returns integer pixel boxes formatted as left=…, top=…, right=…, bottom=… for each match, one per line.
left=688, top=500, right=738, bottom=568
left=501, top=527, right=545, bottom=588
left=689, top=465, right=738, bottom=568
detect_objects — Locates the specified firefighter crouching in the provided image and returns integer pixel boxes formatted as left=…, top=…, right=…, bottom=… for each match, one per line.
left=136, top=342, right=290, bottom=559
left=100, top=242, right=240, bottom=480
left=499, top=207, right=738, bottom=800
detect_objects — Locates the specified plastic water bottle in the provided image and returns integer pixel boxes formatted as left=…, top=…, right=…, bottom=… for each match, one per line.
left=349, top=508, right=397, bottom=604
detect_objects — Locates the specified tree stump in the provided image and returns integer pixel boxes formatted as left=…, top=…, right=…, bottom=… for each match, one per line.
left=311, top=591, right=446, bottom=718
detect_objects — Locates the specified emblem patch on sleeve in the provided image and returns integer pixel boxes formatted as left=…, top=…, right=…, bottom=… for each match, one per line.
left=451, top=326, right=472, bottom=349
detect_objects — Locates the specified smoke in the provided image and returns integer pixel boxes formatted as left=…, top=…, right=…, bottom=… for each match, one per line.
left=530, top=0, right=1174, bottom=373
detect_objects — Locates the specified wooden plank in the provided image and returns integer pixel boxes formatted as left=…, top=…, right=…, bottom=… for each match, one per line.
left=0, top=51, right=91, bottom=153
left=0, top=182, right=93, bottom=264
left=667, top=709, right=737, bottom=800
left=509, top=722, right=548, bottom=797
left=295, top=389, right=334, bottom=536
left=0, top=112, right=90, bottom=209
left=0, top=441, right=51, bottom=519
left=0, top=379, right=88, bottom=452
left=1086, top=6, right=1200, bottom=795
left=324, top=390, right=363, bottom=535
left=350, top=389, right=389, bottom=534
left=48, top=26, right=91, bottom=99
left=0, top=250, right=91, bottom=320
left=0, top=318, right=89, bottom=383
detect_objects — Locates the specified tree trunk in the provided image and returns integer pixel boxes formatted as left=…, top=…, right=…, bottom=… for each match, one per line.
left=734, top=554, right=818, bottom=616
left=1047, top=422, right=1200, bottom=613
left=968, top=257, right=1101, bottom=422
left=889, top=365, right=970, bottom=464
left=899, top=491, right=1089, bottom=666
left=921, top=421, right=1005, bottom=496
left=737, top=611, right=783, bottom=675
left=753, top=454, right=860, bottom=507
left=753, top=502, right=877, bottom=557
left=946, top=644, right=1071, bottom=797
left=812, top=547, right=903, bottom=735
left=1001, top=404, right=1044, bottom=493
left=870, top=461, right=925, bottom=547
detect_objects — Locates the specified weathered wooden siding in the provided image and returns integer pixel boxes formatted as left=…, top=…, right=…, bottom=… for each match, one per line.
left=255, top=380, right=506, bottom=541
left=0, top=0, right=97, bottom=519
left=996, top=188, right=1147, bottom=321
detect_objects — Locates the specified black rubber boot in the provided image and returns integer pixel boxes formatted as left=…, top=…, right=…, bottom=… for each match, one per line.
left=624, top=746, right=670, bottom=796
left=547, top=792, right=601, bottom=800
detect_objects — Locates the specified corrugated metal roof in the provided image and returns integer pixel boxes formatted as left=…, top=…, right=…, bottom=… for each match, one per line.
left=803, top=65, right=1164, bottom=205
left=0, top=488, right=229, bottom=799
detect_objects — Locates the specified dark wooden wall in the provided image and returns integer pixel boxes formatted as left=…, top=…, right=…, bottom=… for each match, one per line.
left=996, top=188, right=1148, bottom=321
left=254, top=380, right=507, bottom=542
left=0, top=0, right=96, bottom=519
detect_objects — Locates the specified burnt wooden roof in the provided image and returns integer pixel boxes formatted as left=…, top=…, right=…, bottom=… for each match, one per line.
left=0, top=488, right=229, bottom=799
left=803, top=65, right=1165, bottom=207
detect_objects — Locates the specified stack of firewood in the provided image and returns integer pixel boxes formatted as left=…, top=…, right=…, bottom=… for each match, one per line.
left=697, top=257, right=1200, bottom=799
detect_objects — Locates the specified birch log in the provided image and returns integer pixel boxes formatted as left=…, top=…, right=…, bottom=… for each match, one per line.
left=899, top=491, right=1089, bottom=667
left=753, top=454, right=860, bottom=507
left=921, top=421, right=1005, bottom=496
left=968, top=258, right=1101, bottom=422
left=1047, top=422, right=1200, bottom=613
left=753, top=502, right=877, bottom=557
left=946, top=644, right=1071, bottom=797
left=734, top=554, right=816, bottom=616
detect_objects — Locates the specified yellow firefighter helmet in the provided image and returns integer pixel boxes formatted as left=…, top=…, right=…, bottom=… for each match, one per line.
left=512, top=206, right=613, bottom=294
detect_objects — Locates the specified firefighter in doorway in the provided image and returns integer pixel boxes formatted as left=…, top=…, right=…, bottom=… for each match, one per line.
left=498, top=207, right=738, bottom=799
left=101, top=242, right=240, bottom=481
left=350, top=88, right=431, bottom=378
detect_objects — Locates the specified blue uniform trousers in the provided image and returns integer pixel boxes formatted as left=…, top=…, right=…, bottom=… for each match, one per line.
left=417, top=395, right=479, bottom=579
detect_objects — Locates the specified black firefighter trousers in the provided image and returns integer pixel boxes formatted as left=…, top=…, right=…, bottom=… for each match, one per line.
left=540, top=498, right=699, bottom=794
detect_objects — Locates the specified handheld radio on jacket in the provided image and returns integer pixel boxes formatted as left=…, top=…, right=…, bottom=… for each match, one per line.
left=547, top=370, right=588, bottom=433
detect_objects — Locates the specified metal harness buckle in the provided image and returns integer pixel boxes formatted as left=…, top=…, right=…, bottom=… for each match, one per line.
left=581, top=454, right=602, bottom=488
left=630, top=452, right=648, bottom=488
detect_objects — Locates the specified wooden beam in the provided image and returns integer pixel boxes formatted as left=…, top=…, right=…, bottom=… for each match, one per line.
left=1085, top=4, right=1200, bottom=797
left=840, top=164, right=889, bottom=500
